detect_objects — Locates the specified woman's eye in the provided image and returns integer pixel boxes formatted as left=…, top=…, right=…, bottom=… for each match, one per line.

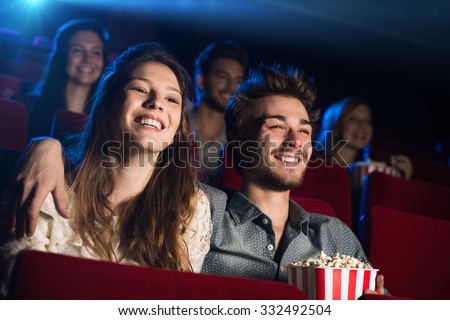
left=214, top=73, right=229, bottom=81
left=347, top=117, right=372, bottom=126
left=166, top=97, right=180, bottom=104
left=69, top=48, right=83, bottom=54
left=130, top=87, right=146, bottom=94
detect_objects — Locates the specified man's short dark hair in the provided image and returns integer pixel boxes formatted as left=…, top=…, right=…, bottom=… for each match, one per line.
left=194, top=40, right=249, bottom=79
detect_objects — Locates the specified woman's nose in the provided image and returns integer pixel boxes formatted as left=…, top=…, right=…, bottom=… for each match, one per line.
left=143, top=96, right=164, bottom=110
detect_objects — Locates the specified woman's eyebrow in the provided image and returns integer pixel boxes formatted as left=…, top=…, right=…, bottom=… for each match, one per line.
left=127, top=77, right=181, bottom=95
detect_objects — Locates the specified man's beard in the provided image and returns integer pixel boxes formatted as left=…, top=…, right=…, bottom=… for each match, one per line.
left=247, top=160, right=306, bottom=192
left=203, top=92, right=227, bottom=113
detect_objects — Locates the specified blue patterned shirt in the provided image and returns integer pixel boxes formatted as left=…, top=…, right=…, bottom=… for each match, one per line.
left=201, top=186, right=369, bottom=282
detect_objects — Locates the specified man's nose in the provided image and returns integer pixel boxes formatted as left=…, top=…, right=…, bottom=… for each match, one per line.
left=283, top=130, right=303, bottom=148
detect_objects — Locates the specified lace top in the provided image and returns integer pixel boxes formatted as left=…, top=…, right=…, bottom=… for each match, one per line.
left=1, top=189, right=212, bottom=273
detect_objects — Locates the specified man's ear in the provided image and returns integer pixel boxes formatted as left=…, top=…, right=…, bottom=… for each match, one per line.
left=197, top=74, right=205, bottom=91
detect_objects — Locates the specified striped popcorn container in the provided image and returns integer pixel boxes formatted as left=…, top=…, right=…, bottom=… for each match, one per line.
left=349, top=161, right=400, bottom=192
left=288, top=266, right=378, bottom=300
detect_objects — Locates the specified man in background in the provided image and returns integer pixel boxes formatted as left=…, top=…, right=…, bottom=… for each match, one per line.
left=193, top=40, right=248, bottom=184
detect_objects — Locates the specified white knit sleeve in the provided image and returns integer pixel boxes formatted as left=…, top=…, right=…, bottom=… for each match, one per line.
left=185, top=189, right=212, bottom=273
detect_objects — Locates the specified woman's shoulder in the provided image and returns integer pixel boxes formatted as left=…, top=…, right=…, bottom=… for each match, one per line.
left=195, top=187, right=210, bottom=210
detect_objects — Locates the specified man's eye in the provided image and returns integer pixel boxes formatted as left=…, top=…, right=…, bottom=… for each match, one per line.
left=269, top=125, right=284, bottom=129
left=299, top=129, right=311, bottom=135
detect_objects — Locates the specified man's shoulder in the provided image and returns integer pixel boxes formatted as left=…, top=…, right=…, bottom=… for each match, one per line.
left=198, top=183, right=229, bottom=206
left=306, top=211, right=354, bottom=235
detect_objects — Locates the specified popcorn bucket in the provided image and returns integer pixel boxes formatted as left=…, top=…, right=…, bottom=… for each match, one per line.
left=288, top=266, right=378, bottom=300
left=348, top=161, right=400, bottom=191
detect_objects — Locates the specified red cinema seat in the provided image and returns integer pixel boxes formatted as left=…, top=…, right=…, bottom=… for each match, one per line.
left=370, top=136, right=445, bottom=163
left=361, top=171, right=450, bottom=222
left=7, top=250, right=308, bottom=300
left=51, top=110, right=88, bottom=140
left=219, top=144, right=243, bottom=191
left=0, top=58, right=45, bottom=83
left=0, top=97, right=28, bottom=151
left=410, top=159, right=450, bottom=187
left=361, top=205, right=450, bottom=299
left=290, top=196, right=337, bottom=218
left=0, top=74, right=22, bottom=99
left=370, top=146, right=450, bottom=187
left=290, top=165, right=352, bottom=229
left=0, top=148, right=22, bottom=199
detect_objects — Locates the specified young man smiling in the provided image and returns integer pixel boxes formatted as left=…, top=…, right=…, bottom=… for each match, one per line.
left=201, top=64, right=384, bottom=294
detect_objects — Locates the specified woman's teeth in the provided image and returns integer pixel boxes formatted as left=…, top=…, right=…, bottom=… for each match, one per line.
left=140, top=117, right=162, bottom=129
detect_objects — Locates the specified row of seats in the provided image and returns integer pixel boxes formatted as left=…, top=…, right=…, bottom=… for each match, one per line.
left=8, top=250, right=307, bottom=299
left=7, top=249, right=407, bottom=300
left=369, top=146, right=450, bottom=187
left=360, top=172, right=450, bottom=223
left=371, top=136, right=449, bottom=164
left=356, top=172, right=450, bottom=299
left=0, top=74, right=22, bottom=99
left=0, top=57, right=45, bottom=84
left=362, top=205, right=450, bottom=299
left=0, top=37, right=48, bottom=99
left=0, top=26, right=50, bottom=78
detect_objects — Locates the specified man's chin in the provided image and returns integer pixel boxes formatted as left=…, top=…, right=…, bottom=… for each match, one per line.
left=204, top=97, right=227, bottom=113
left=257, top=173, right=304, bottom=192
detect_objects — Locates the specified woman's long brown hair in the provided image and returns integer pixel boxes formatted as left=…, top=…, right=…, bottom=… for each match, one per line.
left=67, top=43, right=197, bottom=271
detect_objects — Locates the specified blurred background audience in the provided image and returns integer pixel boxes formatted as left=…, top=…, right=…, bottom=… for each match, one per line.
left=25, top=18, right=109, bottom=139
left=193, top=40, right=248, bottom=184
left=316, top=96, right=413, bottom=179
